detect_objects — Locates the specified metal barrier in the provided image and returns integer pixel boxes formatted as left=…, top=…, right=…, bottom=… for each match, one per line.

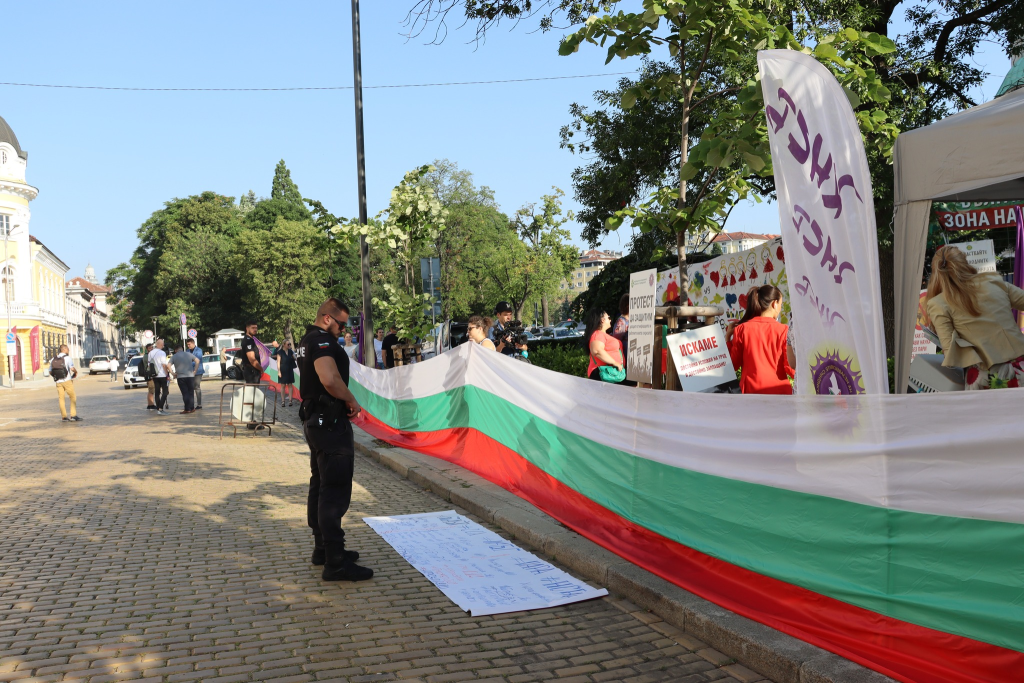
left=218, top=381, right=278, bottom=439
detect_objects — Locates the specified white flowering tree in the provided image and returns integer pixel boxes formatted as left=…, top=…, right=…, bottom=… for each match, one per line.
left=308, top=165, right=449, bottom=343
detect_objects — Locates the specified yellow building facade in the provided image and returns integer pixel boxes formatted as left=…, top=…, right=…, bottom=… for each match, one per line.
left=1, top=114, right=68, bottom=383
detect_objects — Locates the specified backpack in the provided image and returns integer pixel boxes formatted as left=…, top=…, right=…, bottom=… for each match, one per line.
left=50, top=356, right=69, bottom=381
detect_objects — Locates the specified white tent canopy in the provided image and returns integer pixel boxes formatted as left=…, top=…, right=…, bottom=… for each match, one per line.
left=892, top=88, right=1024, bottom=393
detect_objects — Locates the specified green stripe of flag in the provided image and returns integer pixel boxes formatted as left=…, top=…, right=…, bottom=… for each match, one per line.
left=351, top=380, right=1024, bottom=653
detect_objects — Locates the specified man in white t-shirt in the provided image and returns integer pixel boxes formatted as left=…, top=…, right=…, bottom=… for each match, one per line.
left=148, top=339, right=171, bottom=415
left=373, top=328, right=384, bottom=369
left=51, top=344, right=82, bottom=422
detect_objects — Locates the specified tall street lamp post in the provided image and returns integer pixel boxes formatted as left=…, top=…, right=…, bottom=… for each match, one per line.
left=351, top=0, right=374, bottom=367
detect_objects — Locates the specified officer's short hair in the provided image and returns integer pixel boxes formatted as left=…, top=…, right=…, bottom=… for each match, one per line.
left=318, top=298, right=349, bottom=318
left=327, top=298, right=349, bottom=314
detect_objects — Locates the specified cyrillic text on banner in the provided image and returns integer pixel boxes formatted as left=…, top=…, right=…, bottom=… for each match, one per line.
left=758, top=50, right=888, bottom=394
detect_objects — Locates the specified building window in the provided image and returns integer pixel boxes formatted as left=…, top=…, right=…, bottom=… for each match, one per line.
left=0, top=215, right=9, bottom=237
left=1, top=266, right=13, bottom=303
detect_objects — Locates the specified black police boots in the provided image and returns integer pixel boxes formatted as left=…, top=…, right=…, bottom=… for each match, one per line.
left=311, top=546, right=359, bottom=566
left=321, top=552, right=374, bottom=582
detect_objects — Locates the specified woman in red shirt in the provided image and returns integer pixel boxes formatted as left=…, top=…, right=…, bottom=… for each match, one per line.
left=726, top=285, right=794, bottom=395
left=584, top=309, right=625, bottom=381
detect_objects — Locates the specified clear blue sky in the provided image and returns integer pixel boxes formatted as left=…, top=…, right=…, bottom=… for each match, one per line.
left=0, top=1, right=1011, bottom=282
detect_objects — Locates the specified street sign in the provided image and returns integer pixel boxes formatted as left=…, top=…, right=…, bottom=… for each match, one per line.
left=180, top=313, right=187, bottom=325
left=142, top=330, right=154, bottom=341
left=187, top=328, right=198, bottom=339
left=420, top=257, right=442, bottom=320
left=5, top=330, right=15, bottom=357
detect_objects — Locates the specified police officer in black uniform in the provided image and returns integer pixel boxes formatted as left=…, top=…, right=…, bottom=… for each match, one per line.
left=239, top=319, right=262, bottom=384
left=296, top=298, right=373, bottom=582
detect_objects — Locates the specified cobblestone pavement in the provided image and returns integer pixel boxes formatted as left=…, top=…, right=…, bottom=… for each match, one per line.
left=0, top=376, right=771, bottom=683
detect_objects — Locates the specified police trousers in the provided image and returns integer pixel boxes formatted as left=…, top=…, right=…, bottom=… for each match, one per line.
left=304, top=418, right=355, bottom=556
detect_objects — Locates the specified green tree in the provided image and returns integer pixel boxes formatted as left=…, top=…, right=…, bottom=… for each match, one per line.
left=271, top=159, right=306, bottom=211
left=246, top=161, right=311, bottom=231
left=232, top=219, right=329, bottom=344
left=237, top=190, right=257, bottom=216
left=422, top=160, right=508, bottom=319
left=510, top=188, right=579, bottom=324
left=560, top=60, right=766, bottom=248
left=561, top=1, right=897, bottom=295
left=485, top=189, right=578, bottom=320
left=106, top=192, right=245, bottom=341
left=310, top=165, right=449, bottom=342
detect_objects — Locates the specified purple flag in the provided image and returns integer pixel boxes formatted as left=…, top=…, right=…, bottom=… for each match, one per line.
left=253, top=337, right=272, bottom=371
left=1014, top=206, right=1023, bottom=327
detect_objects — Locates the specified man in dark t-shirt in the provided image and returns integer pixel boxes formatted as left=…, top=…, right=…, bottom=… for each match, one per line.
left=239, top=320, right=262, bottom=384
left=296, top=298, right=373, bottom=582
left=381, top=326, right=399, bottom=368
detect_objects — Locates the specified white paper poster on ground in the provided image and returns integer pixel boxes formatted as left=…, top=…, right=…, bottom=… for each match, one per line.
left=626, top=269, right=657, bottom=384
left=363, top=510, right=607, bottom=616
left=666, top=325, right=736, bottom=393
left=949, top=239, right=997, bottom=273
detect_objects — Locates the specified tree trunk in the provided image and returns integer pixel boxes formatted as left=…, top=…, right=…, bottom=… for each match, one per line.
left=542, top=296, right=550, bottom=326
left=676, top=33, right=691, bottom=302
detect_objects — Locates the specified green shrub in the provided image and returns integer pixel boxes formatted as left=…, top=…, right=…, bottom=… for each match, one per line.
left=528, top=344, right=589, bottom=378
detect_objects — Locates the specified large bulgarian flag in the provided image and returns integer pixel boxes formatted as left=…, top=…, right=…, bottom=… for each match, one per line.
left=348, top=342, right=1024, bottom=683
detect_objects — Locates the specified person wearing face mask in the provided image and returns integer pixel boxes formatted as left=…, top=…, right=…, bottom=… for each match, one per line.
left=296, top=298, right=373, bottom=582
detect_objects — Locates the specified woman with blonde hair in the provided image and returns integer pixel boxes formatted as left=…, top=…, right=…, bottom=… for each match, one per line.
left=467, top=316, right=496, bottom=351
left=925, top=245, right=1024, bottom=390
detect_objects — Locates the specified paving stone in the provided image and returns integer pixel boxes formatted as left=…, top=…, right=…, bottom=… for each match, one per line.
left=0, top=377, right=779, bottom=683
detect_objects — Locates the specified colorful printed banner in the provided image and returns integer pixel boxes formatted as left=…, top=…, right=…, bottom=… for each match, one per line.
left=29, top=326, right=40, bottom=374
left=678, top=237, right=790, bottom=324
left=759, top=50, right=888, bottom=395
left=349, top=344, right=1024, bottom=683
left=912, top=290, right=937, bottom=359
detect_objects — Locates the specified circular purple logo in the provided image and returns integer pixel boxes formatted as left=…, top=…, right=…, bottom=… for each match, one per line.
left=649, top=274, right=655, bottom=287
left=810, top=349, right=864, bottom=395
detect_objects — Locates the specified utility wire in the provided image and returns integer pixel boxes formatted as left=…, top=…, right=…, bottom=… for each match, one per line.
left=0, top=72, right=635, bottom=92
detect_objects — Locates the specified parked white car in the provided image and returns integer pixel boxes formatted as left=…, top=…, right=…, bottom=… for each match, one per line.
left=122, top=356, right=147, bottom=389
left=89, top=355, right=116, bottom=374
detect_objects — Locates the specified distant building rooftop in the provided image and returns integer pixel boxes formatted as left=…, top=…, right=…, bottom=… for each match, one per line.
left=712, top=232, right=779, bottom=243
left=579, top=249, right=622, bottom=264
left=67, top=276, right=110, bottom=294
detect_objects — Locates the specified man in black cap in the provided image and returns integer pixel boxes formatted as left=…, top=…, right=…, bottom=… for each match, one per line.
left=239, top=319, right=263, bottom=385
left=490, top=302, right=528, bottom=357
left=296, top=298, right=373, bottom=582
